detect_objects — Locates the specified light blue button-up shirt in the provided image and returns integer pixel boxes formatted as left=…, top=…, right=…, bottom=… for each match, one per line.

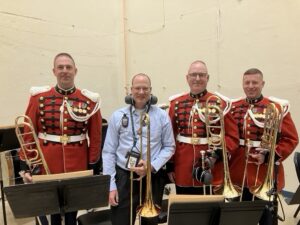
left=102, top=105, right=175, bottom=191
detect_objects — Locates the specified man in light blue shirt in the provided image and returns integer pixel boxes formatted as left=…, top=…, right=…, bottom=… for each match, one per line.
left=102, top=73, right=175, bottom=225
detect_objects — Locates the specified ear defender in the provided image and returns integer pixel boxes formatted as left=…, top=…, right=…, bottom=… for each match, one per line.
left=124, top=95, right=158, bottom=105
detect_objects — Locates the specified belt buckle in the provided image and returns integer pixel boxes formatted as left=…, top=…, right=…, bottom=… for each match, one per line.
left=191, top=137, right=200, bottom=144
left=60, top=135, right=70, bottom=145
left=246, top=139, right=253, bottom=147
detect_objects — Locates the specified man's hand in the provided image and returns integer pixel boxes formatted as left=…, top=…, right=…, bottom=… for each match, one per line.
left=19, top=171, right=33, bottom=183
left=131, top=159, right=147, bottom=179
left=249, top=148, right=268, bottom=165
left=109, top=190, right=119, bottom=206
left=167, top=172, right=176, bottom=183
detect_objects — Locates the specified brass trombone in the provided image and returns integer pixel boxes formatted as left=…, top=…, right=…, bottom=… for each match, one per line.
left=204, top=95, right=241, bottom=200
left=250, top=103, right=281, bottom=200
left=136, top=113, right=161, bottom=218
left=15, top=115, right=50, bottom=175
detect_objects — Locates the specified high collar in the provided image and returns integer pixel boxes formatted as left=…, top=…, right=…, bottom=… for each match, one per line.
left=246, top=94, right=263, bottom=104
left=189, top=89, right=207, bottom=99
left=55, top=85, right=76, bottom=95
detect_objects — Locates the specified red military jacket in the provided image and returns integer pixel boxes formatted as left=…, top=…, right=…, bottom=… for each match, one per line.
left=229, top=95, right=299, bottom=191
left=169, top=90, right=239, bottom=187
left=19, top=85, right=102, bottom=174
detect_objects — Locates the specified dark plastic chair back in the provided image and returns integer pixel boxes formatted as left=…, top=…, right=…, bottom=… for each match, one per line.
left=294, top=152, right=300, bottom=182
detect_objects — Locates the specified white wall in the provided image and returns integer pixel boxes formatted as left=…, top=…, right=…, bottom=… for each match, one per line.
left=0, top=0, right=299, bottom=188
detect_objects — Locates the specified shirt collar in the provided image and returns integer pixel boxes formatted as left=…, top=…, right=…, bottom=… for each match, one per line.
left=246, top=94, right=263, bottom=104
left=189, top=89, right=207, bottom=99
left=55, top=85, right=76, bottom=95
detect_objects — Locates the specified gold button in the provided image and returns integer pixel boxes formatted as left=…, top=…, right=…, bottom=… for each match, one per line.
left=64, top=96, right=68, bottom=100
left=194, top=119, right=197, bottom=122
left=64, top=111, right=68, bottom=114
left=64, top=118, right=68, bottom=122
left=64, top=127, right=67, bottom=130
left=40, top=111, right=44, bottom=115
left=193, top=133, right=198, bottom=137
left=193, top=126, right=197, bottom=129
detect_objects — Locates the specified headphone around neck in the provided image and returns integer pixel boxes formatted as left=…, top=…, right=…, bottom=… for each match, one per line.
left=124, top=94, right=158, bottom=106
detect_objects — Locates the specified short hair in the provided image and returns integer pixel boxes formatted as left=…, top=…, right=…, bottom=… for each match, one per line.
left=243, top=68, right=263, bottom=77
left=190, top=60, right=206, bottom=66
left=131, top=73, right=151, bottom=86
left=53, top=52, right=76, bottom=66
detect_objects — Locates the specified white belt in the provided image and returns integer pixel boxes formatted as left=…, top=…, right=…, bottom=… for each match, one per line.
left=239, top=139, right=261, bottom=148
left=38, top=133, right=87, bottom=144
left=176, top=134, right=208, bottom=145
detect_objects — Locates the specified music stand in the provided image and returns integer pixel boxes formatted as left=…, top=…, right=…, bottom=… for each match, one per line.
left=4, top=175, right=110, bottom=219
left=0, top=125, right=20, bottom=225
left=282, top=186, right=300, bottom=218
left=167, top=194, right=224, bottom=225
left=218, top=201, right=267, bottom=225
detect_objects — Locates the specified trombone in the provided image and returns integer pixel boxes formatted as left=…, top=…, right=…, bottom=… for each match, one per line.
left=250, top=103, right=281, bottom=200
left=204, top=95, right=241, bottom=200
left=129, top=112, right=160, bottom=225
left=136, top=113, right=161, bottom=218
left=15, top=115, right=50, bottom=175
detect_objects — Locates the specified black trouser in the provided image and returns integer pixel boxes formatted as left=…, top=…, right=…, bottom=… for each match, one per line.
left=36, top=212, right=77, bottom=225
left=111, top=166, right=166, bottom=225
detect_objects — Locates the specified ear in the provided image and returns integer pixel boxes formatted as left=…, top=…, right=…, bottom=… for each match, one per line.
left=74, top=67, right=78, bottom=76
left=52, top=68, right=57, bottom=77
left=207, top=74, right=210, bottom=81
left=262, top=80, right=265, bottom=87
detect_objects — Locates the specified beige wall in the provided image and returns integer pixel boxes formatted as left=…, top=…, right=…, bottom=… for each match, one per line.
left=0, top=0, right=299, bottom=188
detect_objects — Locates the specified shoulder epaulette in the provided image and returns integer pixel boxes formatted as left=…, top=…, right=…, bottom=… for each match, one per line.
left=230, top=97, right=244, bottom=103
left=81, top=89, right=101, bottom=104
left=214, top=92, right=231, bottom=115
left=168, top=92, right=187, bottom=102
left=30, top=86, right=51, bottom=96
left=268, top=96, right=290, bottom=116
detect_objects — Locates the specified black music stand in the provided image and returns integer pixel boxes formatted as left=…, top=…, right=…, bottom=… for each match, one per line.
left=282, top=186, right=300, bottom=217
left=218, top=201, right=267, bottom=225
left=0, top=125, right=19, bottom=225
left=3, top=175, right=110, bottom=219
left=167, top=195, right=224, bottom=225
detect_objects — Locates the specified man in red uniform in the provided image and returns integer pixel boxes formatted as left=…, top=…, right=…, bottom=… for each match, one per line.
left=229, top=68, right=298, bottom=224
left=167, top=60, right=239, bottom=195
left=19, top=53, right=102, bottom=225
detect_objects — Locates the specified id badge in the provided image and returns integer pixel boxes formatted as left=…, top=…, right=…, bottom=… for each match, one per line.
left=126, top=151, right=140, bottom=169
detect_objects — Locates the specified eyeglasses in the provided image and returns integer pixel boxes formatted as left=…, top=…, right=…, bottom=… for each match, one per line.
left=188, top=73, right=208, bottom=79
left=132, top=86, right=151, bottom=92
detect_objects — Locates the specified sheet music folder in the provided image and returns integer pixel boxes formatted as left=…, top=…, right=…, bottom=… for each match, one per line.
left=218, top=200, right=267, bottom=225
left=3, top=174, right=110, bottom=218
left=0, top=125, right=19, bottom=152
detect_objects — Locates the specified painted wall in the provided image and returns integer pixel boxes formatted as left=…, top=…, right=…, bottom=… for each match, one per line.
left=0, top=0, right=299, bottom=189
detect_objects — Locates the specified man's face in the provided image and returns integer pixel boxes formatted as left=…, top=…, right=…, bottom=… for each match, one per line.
left=243, top=73, right=265, bottom=99
left=53, top=56, right=77, bottom=89
left=186, top=62, right=209, bottom=94
left=131, top=75, right=152, bottom=109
